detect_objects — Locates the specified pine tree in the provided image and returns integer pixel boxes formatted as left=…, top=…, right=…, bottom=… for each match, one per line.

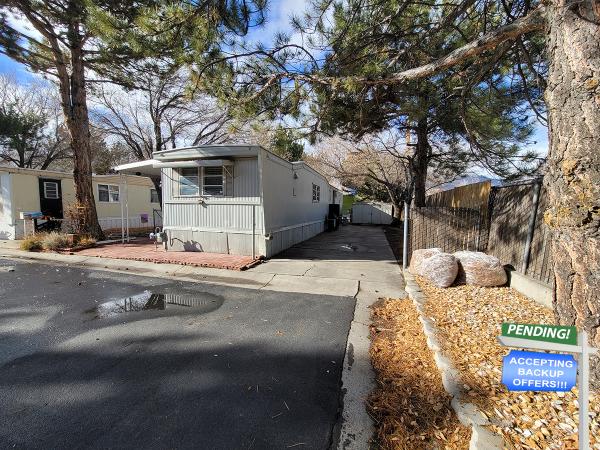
left=0, top=0, right=265, bottom=236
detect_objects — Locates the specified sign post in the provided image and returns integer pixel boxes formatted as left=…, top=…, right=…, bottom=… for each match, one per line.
left=498, top=323, right=597, bottom=450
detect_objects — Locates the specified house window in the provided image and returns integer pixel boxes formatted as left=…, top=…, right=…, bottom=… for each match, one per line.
left=312, top=183, right=320, bottom=203
left=43, top=181, right=59, bottom=199
left=150, top=188, right=159, bottom=203
left=178, top=168, right=200, bottom=196
left=177, top=166, right=231, bottom=197
left=98, top=184, right=120, bottom=203
left=203, top=166, right=224, bottom=196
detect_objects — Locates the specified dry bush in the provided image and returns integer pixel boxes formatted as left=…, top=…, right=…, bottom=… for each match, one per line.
left=40, top=232, right=70, bottom=251
left=20, top=234, right=44, bottom=251
left=75, top=236, right=96, bottom=249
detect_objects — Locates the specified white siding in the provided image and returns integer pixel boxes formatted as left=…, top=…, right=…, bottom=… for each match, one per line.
left=261, top=151, right=332, bottom=232
left=0, top=172, right=15, bottom=240
left=162, top=157, right=264, bottom=255
left=164, top=202, right=262, bottom=232
left=260, top=149, right=343, bottom=257
left=163, top=157, right=261, bottom=231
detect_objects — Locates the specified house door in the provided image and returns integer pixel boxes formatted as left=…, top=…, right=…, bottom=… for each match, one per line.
left=38, top=178, right=63, bottom=218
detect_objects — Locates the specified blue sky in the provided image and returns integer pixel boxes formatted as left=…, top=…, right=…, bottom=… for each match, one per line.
left=0, top=0, right=549, bottom=155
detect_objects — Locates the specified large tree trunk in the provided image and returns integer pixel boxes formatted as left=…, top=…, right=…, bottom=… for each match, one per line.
left=544, top=1, right=600, bottom=374
left=58, top=44, right=104, bottom=239
left=412, top=118, right=429, bottom=207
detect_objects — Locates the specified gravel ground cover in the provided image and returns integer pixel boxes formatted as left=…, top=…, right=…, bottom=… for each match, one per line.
left=416, top=276, right=600, bottom=449
left=368, top=298, right=471, bottom=449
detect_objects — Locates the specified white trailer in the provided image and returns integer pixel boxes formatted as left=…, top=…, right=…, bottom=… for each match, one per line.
left=115, top=145, right=343, bottom=258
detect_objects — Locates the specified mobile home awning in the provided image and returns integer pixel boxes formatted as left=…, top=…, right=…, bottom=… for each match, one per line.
left=113, top=160, right=162, bottom=177
left=113, top=159, right=233, bottom=176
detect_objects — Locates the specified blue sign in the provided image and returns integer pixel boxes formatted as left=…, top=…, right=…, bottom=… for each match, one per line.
left=502, top=350, right=577, bottom=392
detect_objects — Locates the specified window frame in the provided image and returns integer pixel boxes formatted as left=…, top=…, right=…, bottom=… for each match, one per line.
left=98, top=183, right=120, bottom=203
left=178, top=168, right=200, bottom=197
left=202, top=166, right=225, bottom=196
left=176, top=166, right=229, bottom=198
left=312, top=183, right=321, bottom=203
left=150, top=188, right=160, bottom=203
left=43, top=181, right=59, bottom=200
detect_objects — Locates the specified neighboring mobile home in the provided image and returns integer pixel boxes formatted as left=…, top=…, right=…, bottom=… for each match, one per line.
left=0, top=166, right=161, bottom=240
left=115, top=144, right=343, bottom=258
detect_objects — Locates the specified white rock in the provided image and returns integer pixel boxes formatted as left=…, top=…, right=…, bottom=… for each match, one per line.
left=454, top=251, right=507, bottom=287
left=420, top=252, right=459, bottom=288
left=409, top=248, right=442, bottom=275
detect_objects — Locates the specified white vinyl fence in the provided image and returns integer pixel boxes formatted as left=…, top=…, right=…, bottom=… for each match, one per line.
left=351, top=202, right=394, bottom=225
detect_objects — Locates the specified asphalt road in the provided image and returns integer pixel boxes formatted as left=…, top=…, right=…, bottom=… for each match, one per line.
left=0, top=258, right=355, bottom=450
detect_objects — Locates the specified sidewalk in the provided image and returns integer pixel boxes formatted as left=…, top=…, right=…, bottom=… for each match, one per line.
left=0, top=226, right=404, bottom=298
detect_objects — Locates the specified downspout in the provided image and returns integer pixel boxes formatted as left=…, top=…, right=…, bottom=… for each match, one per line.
left=120, top=172, right=125, bottom=244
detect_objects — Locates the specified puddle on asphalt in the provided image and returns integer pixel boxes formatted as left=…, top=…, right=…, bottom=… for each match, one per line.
left=92, top=290, right=224, bottom=318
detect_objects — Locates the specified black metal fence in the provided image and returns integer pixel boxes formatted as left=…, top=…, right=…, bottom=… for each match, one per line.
left=409, top=180, right=553, bottom=286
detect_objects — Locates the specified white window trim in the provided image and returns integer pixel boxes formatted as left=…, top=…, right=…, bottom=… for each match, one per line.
left=176, top=166, right=230, bottom=198
left=98, top=183, right=120, bottom=203
left=43, top=181, right=59, bottom=199
left=312, top=183, right=321, bottom=203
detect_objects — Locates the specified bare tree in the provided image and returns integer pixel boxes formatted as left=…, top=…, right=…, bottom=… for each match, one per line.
left=309, top=133, right=464, bottom=219
left=91, top=68, right=245, bottom=204
left=0, top=76, right=70, bottom=169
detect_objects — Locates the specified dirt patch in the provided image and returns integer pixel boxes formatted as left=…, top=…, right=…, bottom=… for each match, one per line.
left=417, top=276, right=599, bottom=449
left=368, top=298, right=471, bottom=449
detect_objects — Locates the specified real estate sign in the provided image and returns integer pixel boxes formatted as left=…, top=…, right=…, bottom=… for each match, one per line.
left=501, top=349, right=577, bottom=392
left=501, top=322, right=577, bottom=345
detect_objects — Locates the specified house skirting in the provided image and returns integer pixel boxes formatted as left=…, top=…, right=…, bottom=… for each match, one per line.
left=165, top=228, right=264, bottom=256
left=164, top=219, right=326, bottom=258
left=265, top=220, right=325, bottom=258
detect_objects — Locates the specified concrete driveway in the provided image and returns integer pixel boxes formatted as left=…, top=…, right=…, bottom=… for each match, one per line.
left=250, top=225, right=405, bottom=299
left=0, top=258, right=355, bottom=449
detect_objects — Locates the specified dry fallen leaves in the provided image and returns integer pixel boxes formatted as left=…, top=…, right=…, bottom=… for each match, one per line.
left=416, top=277, right=600, bottom=450
left=368, top=298, right=471, bottom=450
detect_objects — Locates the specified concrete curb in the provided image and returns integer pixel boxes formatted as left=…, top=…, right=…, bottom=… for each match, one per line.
left=336, top=291, right=376, bottom=450
left=403, top=270, right=505, bottom=450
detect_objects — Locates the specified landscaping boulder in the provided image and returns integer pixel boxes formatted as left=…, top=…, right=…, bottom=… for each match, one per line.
left=409, top=248, right=442, bottom=275
left=420, top=253, right=459, bottom=288
left=453, top=251, right=507, bottom=286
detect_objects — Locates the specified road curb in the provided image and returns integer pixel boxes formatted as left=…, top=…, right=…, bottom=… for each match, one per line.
left=335, top=284, right=377, bottom=450
left=403, top=270, right=505, bottom=450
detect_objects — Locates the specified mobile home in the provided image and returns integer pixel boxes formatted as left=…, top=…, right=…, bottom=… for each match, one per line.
left=0, top=166, right=161, bottom=239
left=115, top=145, right=343, bottom=258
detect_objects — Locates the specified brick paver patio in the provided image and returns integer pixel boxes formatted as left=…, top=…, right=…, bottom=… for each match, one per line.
left=73, top=240, right=261, bottom=271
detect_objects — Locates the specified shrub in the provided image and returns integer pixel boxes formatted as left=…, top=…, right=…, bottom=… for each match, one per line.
left=75, top=236, right=96, bottom=249
left=20, top=234, right=44, bottom=251
left=40, top=232, right=71, bottom=251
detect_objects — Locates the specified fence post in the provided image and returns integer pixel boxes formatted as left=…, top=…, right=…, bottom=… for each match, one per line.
left=521, top=180, right=542, bottom=273
left=252, top=204, right=256, bottom=260
left=402, top=201, right=410, bottom=269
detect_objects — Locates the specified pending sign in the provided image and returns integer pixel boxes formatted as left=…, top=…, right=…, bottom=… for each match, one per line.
left=502, top=350, right=577, bottom=392
left=501, top=322, right=577, bottom=345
